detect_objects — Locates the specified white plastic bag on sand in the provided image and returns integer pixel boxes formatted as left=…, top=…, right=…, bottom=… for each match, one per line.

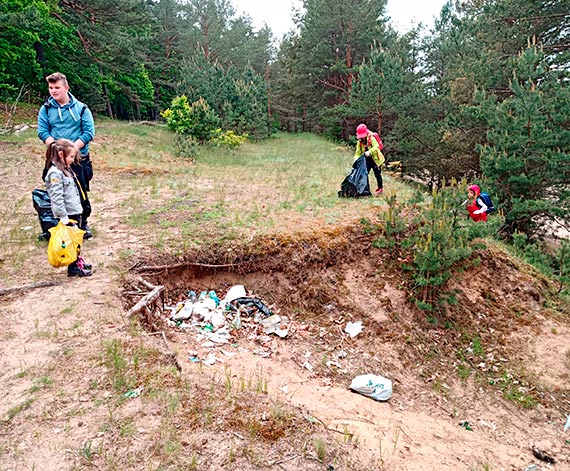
left=224, top=285, right=247, bottom=303
left=350, top=374, right=392, bottom=401
left=345, top=321, right=363, bottom=338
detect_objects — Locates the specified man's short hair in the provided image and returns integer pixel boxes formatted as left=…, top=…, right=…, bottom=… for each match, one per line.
left=46, top=72, right=68, bottom=87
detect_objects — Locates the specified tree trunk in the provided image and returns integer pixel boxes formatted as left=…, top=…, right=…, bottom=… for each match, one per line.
left=102, top=83, right=113, bottom=118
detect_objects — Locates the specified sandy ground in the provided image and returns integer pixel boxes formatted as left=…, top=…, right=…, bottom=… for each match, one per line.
left=1, top=140, right=569, bottom=470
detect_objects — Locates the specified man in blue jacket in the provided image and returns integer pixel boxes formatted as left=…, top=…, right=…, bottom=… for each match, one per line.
left=38, top=72, right=95, bottom=238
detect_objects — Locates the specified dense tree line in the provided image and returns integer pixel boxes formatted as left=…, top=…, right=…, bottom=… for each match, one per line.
left=1, top=0, right=273, bottom=137
left=1, top=0, right=568, bottom=238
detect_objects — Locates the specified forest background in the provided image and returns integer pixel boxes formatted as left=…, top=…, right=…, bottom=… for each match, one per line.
left=1, top=0, right=569, bottom=246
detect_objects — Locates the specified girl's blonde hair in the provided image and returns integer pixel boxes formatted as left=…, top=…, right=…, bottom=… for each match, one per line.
left=44, top=138, right=78, bottom=175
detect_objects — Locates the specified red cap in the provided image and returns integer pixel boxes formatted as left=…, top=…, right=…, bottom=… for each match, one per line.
left=356, top=123, right=368, bottom=139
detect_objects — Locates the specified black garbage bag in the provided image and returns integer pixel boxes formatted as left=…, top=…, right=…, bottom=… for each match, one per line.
left=228, top=297, right=273, bottom=318
left=338, top=154, right=371, bottom=198
left=32, top=188, right=57, bottom=240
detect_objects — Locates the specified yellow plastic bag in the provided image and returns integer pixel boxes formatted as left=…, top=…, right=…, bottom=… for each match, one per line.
left=47, top=220, right=85, bottom=268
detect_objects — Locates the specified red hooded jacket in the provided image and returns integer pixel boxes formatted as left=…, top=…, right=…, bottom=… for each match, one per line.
left=466, top=185, right=488, bottom=222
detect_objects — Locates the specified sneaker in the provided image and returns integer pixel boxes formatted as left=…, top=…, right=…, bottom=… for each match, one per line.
left=68, top=258, right=93, bottom=277
left=67, top=265, right=93, bottom=277
left=82, top=225, right=93, bottom=240
left=77, top=256, right=92, bottom=271
left=374, top=188, right=384, bottom=195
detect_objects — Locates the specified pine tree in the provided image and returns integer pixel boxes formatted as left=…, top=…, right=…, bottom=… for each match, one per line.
left=477, top=44, right=570, bottom=237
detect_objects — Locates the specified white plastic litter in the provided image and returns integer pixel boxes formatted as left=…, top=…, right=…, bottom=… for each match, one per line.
left=344, top=321, right=364, bottom=338
left=260, top=315, right=289, bottom=337
left=350, top=374, right=393, bottom=401
left=205, top=330, right=231, bottom=344
left=224, top=284, right=247, bottom=303
left=210, top=310, right=226, bottom=328
left=203, top=352, right=217, bottom=366
left=303, top=361, right=314, bottom=371
left=564, top=413, right=570, bottom=432
left=193, top=298, right=217, bottom=320
left=172, top=302, right=194, bottom=321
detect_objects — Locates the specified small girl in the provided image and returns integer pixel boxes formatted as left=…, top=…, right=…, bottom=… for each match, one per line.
left=44, top=138, right=93, bottom=277
left=466, top=184, right=488, bottom=222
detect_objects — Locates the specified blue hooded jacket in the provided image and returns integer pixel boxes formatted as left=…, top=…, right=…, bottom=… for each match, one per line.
left=37, top=93, right=95, bottom=156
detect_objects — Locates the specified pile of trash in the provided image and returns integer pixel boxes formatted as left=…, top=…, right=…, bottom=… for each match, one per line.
left=165, top=284, right=289, bottom=348
left=162, top=285, right=394, bottom=401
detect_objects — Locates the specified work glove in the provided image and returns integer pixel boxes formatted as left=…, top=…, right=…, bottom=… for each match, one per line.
left=473, top=209, right=484, bottom=215
left=364, top=151, right=370, bottom=157
left=60, top=216, right=70, bottom=225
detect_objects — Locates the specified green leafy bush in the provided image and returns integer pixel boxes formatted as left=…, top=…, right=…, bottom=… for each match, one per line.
left=161, top=95, right=192, bottom=134
left=161, top=96, right=220, bottom=143
left=208, top=129, right=248, bottom=149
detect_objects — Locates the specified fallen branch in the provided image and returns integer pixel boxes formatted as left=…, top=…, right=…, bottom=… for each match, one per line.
left=126, top=279, right=164, bottom=318
left=0, top=280, right=62, bottom=297
left=136, top=276, right=157, bottom=290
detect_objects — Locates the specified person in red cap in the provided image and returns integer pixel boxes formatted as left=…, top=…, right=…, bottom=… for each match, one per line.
left=354, top=123, right=384, bottom=194
left=466, top=184, right=488, bottom=222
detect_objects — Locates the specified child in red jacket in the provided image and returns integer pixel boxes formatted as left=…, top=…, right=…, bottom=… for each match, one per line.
left=466, top=185, right=488, bottom=222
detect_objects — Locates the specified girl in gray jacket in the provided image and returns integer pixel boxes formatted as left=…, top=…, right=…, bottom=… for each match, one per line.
left=44, top=139, right=92, bottom=277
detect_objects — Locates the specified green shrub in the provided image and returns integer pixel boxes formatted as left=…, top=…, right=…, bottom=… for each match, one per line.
left=161, top=96, right=220, bottom=143
left=161, top=95, right=192, bottom=134
left=209, top=129, right=248, bottom=149
left=407, top=183, right=475, bottom=307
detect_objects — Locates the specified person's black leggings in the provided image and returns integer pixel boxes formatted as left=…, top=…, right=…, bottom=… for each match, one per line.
left=365, top=155, right=383, bottom=190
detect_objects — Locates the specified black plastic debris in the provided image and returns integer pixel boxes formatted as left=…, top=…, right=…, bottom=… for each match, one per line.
left=532, top=446, right=555, bottom=464
left=228, top=297, right=273, bottom=317
left=32, top=188, right=58, bottom=240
